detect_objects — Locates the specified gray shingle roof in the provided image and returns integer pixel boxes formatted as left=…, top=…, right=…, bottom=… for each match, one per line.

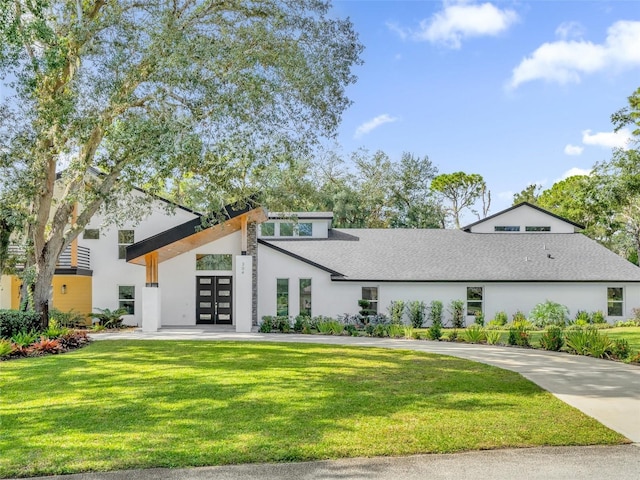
left=262, top=229, right=640, bottom=282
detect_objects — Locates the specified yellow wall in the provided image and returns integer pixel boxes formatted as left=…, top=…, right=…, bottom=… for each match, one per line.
left=5, top=274, right=92, bottom=323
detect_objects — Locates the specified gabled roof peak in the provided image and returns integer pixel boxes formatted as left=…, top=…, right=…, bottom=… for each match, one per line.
left=461, top=202, right=584, bottom=232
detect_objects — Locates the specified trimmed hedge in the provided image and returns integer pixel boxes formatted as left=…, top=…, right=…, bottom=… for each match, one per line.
left=0, top=310, right=41, bottom=338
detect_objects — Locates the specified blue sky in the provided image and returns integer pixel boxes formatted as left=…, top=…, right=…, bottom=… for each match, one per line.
left=330, top=0, right=640, bottom=213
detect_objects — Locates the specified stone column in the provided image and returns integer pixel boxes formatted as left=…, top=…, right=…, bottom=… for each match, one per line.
left=247, top=222, right=258, bottom=326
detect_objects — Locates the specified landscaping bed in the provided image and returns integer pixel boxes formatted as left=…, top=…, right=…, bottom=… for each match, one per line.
left=0, top=340, right=627, bottom=478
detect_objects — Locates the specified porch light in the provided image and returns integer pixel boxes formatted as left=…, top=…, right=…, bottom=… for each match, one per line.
left=61, top=284, right=67, bottom=294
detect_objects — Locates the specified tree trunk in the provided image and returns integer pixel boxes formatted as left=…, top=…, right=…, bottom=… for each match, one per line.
left=31, top=240, right=65, bottom=330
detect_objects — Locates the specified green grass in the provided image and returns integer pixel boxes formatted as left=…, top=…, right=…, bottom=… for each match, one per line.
left=0, top=341, right=627, bottom=477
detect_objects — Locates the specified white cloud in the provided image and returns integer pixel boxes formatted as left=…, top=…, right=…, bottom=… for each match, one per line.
left=564, top=144, right=584, bottom=156
left=354, top=114, right=398, bottom=139
left=560, top=167, right=591, bottom=180
left=555, top=21, right=585, bottom=40
left=582, top=128, right=632, bottom=149
left=388, top=1, right=518, bottom=49
left=508, top=20, right=640, bottom=89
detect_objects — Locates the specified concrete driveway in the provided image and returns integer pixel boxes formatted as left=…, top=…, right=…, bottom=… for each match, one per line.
left=92, top=329, right=640, bottom=443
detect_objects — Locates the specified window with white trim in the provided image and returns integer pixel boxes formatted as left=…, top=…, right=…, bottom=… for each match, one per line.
left=607, top=287, right=623, bottom=316
left=361, top=287, right=378, bottom=315
left=299, top=279, right=311, bottom=316
left=118, top=230, right=134, bottom=259
left=277, top=279, right=289, bottom=316
left=118, top=286, right=135, bottom=314
left=467, top=287, right=483, bottom=316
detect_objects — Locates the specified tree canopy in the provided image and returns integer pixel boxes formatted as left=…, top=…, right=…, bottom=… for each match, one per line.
left=431, top=172, right=487, bottom=228
left=0, top=0, right=363, bottom=323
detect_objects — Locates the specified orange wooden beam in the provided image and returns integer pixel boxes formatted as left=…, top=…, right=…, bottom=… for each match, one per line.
left=145, top=251, right=159, bottom=286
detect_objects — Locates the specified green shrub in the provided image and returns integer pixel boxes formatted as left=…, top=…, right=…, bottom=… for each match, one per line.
left=529, top=301, right=569, bottom=328
left=591, top=310, right=606, bottom=324
left=273, top=316, right=291, bottom=333
left=43, top=320, right=70, bottom=339
left=449, top=300, right=465, bottom=328
left=473, top=312, right=485, bottom=326
left=293, top=315, right=310, bottom=333
left=330, top=321, right=344, bottom=335
left=387, top=300, right=405, bottom=325
left=614, top=319, right=640, bottom=327
left=0, top=310, right=41, bottom=338
left=512, top=311, right=527, bottom=324
left=427, top=322, right=442, bottom=341
left=485, top=330, right=501, bottom=345
left=49, top=308, right=88, bottom=328
left=428, top=300, right=443, bottom=326
left=259, top=316, right=275, bottom=333
left=403, top=326, right=415, bottom=339
left=358, top=299, right=374, bottom=319
left=344, top=324, right=357, bottom=336
left=317, top=320, right=343, bottom=335
left=389, top=324, right=404, bottom=338
left=463, top=325, right=486, bottom=343
left=0, top=338, right=13, bottom=358
left=508, top=324, right=530, bottom=347
left=490, top=311, right=508, bottom=326
left=447, top=329, right=459, bottom=342
left=90, top=308, right=128, bottom=329
left=630, top=352, right=640, bottom=364
left=610, top=339, right=631, bottom=360
left=574, top=310, right=591, bottom=325
left=539, top=325, right=564, bottom=351
left=371, top=324, right=390, bottom=337
left=565, top=327, right=613, bottom=358
left=407, top=301, right=426, bottom=328
left=10, top=330, right=39, bottom=347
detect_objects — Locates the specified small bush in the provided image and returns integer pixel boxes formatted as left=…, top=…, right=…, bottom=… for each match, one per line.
left=473, top=312, right=485, bottom=327
left=428, top=300, right=443, bottom=327
left=565, top=327, right=613, bottom=358
left=529, top=301, right=569, bottom=328
left=0, top=310, right=41, bottom=338
left=539, top=325, right=564, bottom=351
left=389, top=324, right=405, bottom=338
left=43, top=320, right=70, bottom=339
left=10, top=330, right=39, bottom=347
left=293, top=315, right=310, bottom=333
left=463, top=325, right=486, bottom=343
left=90, top=308, right=128, bottom=329
left=508, top=324, right=530, bottom=347
left=58, top=331, right=91, bottom=350
left=344, top=324, right=357, bottom=336
left=371, top=324, right=390, bottom=337
left=259, top=316, right=275, bottom=333
left=490, top=311, right=508, bottom=327
left=27, top=337, right=63, bottom=356
left=449, top=300, right=465, bottom=328
left=273, top=316, right=291, bottom=333
left=407, top=301, right=426, bottom=328
left=610, top=339, right=631, bottom=360
left=428, top=321, right=442, bottom=341
left=512, top=311, right=527, bottom=324
left=485, top=330, right=501, bottom=345
left=447, top=329, right=459, bottom=342
left=591, top=310, right=606, bottom=324
left=0, top=339, right=13, bottom=358
left=403, top=326, right=415, bottom=339
left=49, top=308, right=88, bottom=328
left=614, top=319, right=640, bottom=327
left=388, top=301, right=405, bottom=325
left=574, top=310, right=591, bottom=325
left=630, top=352, right=640, bottom=364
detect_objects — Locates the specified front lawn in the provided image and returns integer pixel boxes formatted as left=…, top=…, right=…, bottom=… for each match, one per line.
left=0, top=341, right=627, bottom=477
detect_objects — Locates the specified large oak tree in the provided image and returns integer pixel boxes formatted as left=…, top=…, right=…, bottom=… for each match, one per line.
left=0, top=0, right=362, bottom=325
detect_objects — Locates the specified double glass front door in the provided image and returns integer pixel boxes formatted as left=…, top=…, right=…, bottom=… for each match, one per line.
left=196, top=276, right=232, bottom=325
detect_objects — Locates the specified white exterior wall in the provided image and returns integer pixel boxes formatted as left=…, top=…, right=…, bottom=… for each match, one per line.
left=159, top=231, right=242, bottom=326
left=258, top=245, right=359, bottom=319
left=257, top=245, right=640, bottom=326
left=79, top=192, right=198, bottom=325
left=470, top=205, right=575, bottom=233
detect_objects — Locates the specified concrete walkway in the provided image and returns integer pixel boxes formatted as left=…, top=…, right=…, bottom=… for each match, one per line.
left=92, top=329, right=640, bottom=442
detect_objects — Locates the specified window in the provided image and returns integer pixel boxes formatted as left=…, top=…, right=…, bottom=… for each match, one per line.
left=118, top=230, right=134, bottom=259
left=261, top=222, right=275, bottom=236
left=299, top=279, right=311, bottom=316
left=280, top=222, right=294, bottom=236
left=83, top=229, right=100, bottom=239
left=118, top=286, right=135, bottom=314
left=298, top=223, right=313, bottom=237
left=277, top=279, right=289, bottom=316
left=467, top=287, right=483, bottom=316
left=196, top=254, right=232, bottom=271
left=607, top=287, right=624, bottom=317
left=361, top=287, right=378, bottom=314
left=494, top=226, right=520, bottom=232
left=526, top=226, right=551, bottom=232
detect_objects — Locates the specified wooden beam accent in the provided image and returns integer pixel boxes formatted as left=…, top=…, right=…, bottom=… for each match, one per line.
left=241, top=215, right=248, bottom=254
left=70, top=203, right=78, bottom=267
left=145, top=251, right=159, bottom=286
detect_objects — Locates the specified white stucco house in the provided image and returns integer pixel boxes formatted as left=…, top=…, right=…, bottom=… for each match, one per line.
left=2, top=197, right=640, bottom=331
